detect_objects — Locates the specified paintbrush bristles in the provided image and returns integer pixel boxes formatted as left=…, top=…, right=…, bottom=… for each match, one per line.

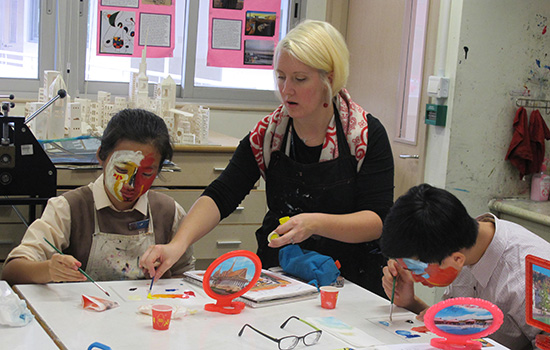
left=147, top=276, right=155, bottom=296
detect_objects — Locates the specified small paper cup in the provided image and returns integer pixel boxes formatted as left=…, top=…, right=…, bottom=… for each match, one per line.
left=152, top=304, right=173, bottom=330
left=320, top=286, right=339, bottom=309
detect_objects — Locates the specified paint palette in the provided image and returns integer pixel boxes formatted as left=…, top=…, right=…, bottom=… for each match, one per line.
left=367, top=315, right=433, bottom=343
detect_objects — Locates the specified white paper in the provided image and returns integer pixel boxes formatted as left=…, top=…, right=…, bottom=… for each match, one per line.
left=306, top=316, right=383, bottom=348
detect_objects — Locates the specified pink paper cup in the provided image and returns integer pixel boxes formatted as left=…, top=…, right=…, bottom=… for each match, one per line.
left=320, top=286, right=339, bottom=309
left=152, top=304, right=173, bottom=330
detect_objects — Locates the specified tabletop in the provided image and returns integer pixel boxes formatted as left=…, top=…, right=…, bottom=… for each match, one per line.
left=13, top=279, right=508, bottom=350
left=0, top=281, right=58, bottom=350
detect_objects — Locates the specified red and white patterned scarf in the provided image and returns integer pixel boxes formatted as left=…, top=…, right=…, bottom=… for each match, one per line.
left=250, top=88, right=369, bottom=179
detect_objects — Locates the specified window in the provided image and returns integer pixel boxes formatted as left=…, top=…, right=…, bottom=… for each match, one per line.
left=187, top=0, right=290, bottom=92
left=82, top=0, right=298, bottom=104
left=1, top=1, right=304, bottom=104
left=0, top=0, right=55, bottom=95
left=0, top=0, right=39, bottom=79
left=84, top=0, right=185, bottom=86
left=396, top=0, right=429, bottom=144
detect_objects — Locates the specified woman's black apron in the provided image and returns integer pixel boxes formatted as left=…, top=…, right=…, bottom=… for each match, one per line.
left=255, top=115, right=387, bottom=298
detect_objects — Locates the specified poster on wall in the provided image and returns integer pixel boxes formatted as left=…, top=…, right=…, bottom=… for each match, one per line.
left=97, top=0, right=175, bottom=57
left=208, top=0, right=281, bottom=69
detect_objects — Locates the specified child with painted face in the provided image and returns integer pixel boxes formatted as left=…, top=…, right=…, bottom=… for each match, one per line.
left=1, top=109, right=195, bottom=284
left=380, top=183, right=550, bottom=349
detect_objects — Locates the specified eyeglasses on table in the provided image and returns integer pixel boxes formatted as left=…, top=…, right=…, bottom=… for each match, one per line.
left=238, top=315, right=322, bottom=350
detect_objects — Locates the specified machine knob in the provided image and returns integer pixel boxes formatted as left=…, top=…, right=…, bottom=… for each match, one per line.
left=0, top=172, right=12, bottom=185
left=0, top=153, right=12, bottom=164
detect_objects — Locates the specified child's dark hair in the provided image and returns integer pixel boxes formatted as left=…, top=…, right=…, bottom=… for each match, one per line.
left=380, top=183, right=478, bottom=263
left=98, top=109, right=173, bottom=172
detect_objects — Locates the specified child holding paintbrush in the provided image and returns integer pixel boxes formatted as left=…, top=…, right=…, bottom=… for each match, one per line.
left=380, top=184, right=550, bottom=349
left=1, top=109, right=195, bottom=285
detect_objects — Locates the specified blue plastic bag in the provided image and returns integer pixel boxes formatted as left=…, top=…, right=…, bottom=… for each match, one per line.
left=279, top=245, right=340, bottom=287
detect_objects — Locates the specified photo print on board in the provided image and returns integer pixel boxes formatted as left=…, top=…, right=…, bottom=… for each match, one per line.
left=213, top=0, right=244, bottom=10
left=100, top=10, right=136, bottom=55
left=245, top=11, right=276, bottom=37
left=244, top=40, right=274, bottom=66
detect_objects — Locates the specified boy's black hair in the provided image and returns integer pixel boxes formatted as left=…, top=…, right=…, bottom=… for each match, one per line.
left=97, top=109, right=173, bottom=172
left=380, top=183, right=478, bottom=263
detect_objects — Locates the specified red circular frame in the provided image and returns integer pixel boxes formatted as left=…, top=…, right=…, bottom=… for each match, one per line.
left=424, top=297, right=503, bottom=350
left=202, top=250, right=261, bottom=314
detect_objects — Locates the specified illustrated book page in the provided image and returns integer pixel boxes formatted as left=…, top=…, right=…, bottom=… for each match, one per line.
left=183, top=269, right=319, bottom=307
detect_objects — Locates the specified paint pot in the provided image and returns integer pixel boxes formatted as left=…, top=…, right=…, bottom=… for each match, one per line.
left=320, top=286, right=339, bottom=309
left=152, top=304, right=173, bottom=330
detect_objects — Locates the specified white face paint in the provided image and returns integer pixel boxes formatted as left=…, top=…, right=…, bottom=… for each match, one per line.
left=104, top=150, right=145, bottom=202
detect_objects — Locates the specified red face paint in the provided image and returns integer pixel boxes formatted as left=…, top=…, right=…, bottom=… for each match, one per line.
left=120, top=153, right=157, bottom=202
left=106, top=151, right=158, bottom=203
left=398, top=258, right=459, bottom=288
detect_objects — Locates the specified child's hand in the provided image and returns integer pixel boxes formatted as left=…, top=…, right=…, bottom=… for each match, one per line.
left=48, top=253, right=87, bottom=282
left=416, top=308, right=428, bottom=322
left=382, top=259, right=416, bottom=308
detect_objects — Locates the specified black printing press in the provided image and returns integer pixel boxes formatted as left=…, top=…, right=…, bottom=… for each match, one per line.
left=0, top=90, right=65, bottom=222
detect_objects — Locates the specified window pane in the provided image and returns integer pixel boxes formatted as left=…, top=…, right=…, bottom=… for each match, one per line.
left=397, top=0, right=428, bottom=144
left=84, top=0, right=184, bottom=85
left=193, top=0, right=290, bottom=91
left=0, top=0, right=40, bottom=79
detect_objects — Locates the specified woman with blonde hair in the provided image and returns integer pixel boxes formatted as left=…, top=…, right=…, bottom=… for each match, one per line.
left=141, top=20, right=394, bottom=297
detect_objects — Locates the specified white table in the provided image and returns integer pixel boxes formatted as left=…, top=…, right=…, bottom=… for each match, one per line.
left=0, top=281, right=59, bottom=350
left=13, top=279, right=506, bottom=350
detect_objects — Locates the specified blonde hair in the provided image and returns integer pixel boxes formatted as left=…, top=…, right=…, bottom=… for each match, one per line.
left=274, top=20, right=349, bottom=97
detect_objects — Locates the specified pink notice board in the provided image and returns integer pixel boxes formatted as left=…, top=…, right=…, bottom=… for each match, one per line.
left=208, top=0, right=281, bottom=69
left=97, top=0, right=175, bottom=57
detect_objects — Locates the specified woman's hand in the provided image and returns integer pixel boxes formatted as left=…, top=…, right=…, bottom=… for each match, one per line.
left=268, top=213, right=318, bottom=248
left=140, top=243, right=183, bottom=281
left=48, top=253, right=87, bottom=282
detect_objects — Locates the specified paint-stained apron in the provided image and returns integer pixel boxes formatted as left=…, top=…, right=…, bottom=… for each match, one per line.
left=256, top=116, right=387, bottom=297
left=86, top=204, right=154, bottom=281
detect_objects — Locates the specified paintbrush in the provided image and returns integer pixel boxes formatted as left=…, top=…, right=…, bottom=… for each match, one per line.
left=43, top=237, right=110, bottom=297
left=389, top=275, right=396, bottom=322
left=147, top=275, right=155, bottom=297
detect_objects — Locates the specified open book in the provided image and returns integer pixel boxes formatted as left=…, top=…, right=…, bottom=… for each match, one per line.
left=183, top=269, right=319, bottom=308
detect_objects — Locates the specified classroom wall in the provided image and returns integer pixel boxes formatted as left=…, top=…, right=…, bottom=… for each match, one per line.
left=425, top=0, right=550, bottom=215
left=209, top=108, right=268, bottom=139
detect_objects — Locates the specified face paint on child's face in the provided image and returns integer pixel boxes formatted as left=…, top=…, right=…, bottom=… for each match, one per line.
left=104, top=150, right=158, bottom=203
left=398, top=258, right=459, bottom=288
